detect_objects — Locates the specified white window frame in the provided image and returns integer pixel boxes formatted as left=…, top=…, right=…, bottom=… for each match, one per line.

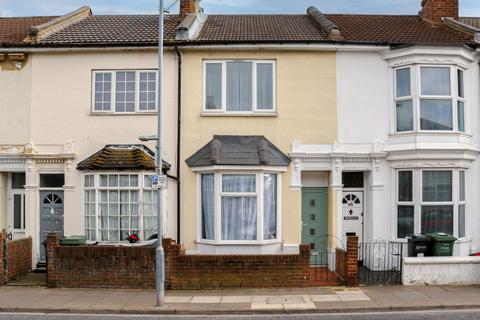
left=82, top=172, right=159, bottom=242
left=91, top=70, right=158, bottom=114
left=202, top=60, right=277, bottom=114
left=196, top=170, right=282, bottom=245
left=393, top=65, right=466, bottom=134
left=8, top=173, right=26, bottom=233
left=395, top=169, right=466, bottom=239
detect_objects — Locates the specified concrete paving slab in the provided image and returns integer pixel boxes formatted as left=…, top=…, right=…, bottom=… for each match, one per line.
left=337, top=292, right=371, bottom=301
left=164, top=296, right=193, bottom=303
left=190, top=296, right=222, bottom=304
left=220, top=296, right=251, bottom=303
left=267, top=295, right=305, bottom=304
left=283, top=301, right=316, bottom=310
left=251, top=302, right=283, bottom=310
left=310, top=294, right=340, bottom=302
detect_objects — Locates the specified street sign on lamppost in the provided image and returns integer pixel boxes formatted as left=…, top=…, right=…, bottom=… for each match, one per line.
left=156, top=0, right=165, bottom=307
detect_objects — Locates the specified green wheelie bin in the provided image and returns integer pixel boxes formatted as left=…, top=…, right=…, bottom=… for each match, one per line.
left=427, top=233, right=457, bottom=256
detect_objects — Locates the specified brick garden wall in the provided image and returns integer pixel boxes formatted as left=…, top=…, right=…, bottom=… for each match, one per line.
left=47, top=233, right=311, bottom=289
left=46, top=232, right=358, bottom=289
left=0, top=230, right=5, bottom=285
left=163, top=239, right=311, bottom=289
left=6, top=236, right=32, bottom=281
left=46, top=234, right=156, bottom=289
left=0, top=229, right=32, bottom=285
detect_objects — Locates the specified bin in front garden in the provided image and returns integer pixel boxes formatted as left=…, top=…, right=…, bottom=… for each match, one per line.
left=427, top=233, right=457, bottom=256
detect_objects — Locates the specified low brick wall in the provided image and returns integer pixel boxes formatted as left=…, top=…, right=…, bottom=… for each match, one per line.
left=0, top=230, right=32, bottom=285
left=345, top=236, right=359, bottom=286
left=164, top=239, right=311, bottom=290
left=47, top=233, right=310, bottom=289
left=335, top=248, right=347, bottom=281
left=0, top=230, right=5, bottom=285
left=7, top=236, right=32, bottom=281
left=46, top=234, right=156, bottom=289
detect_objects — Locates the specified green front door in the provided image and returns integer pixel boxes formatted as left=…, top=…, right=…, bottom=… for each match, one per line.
left=302, top=188, right=328, bottom=265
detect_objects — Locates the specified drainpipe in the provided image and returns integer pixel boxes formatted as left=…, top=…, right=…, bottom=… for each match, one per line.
left=175, top=46, right=182, bottom=244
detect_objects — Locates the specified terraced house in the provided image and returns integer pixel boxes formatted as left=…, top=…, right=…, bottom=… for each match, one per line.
left=0, top=0, right=479, bottom=283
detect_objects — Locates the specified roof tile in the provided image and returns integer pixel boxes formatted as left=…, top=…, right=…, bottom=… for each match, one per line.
left=0, top=16, right=57, bottom=45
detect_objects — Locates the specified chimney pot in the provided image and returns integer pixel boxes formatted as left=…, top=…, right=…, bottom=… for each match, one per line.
left=420, top=0, right=459, bottom=25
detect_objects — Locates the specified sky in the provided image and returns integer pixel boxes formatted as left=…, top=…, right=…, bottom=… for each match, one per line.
left=0, top=0, right=479, bottom=17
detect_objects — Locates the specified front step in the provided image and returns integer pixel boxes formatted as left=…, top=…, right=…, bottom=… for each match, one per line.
left=34, top=262, right=46, bottom=273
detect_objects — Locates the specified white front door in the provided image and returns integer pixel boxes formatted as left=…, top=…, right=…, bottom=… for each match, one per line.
left=342, top=191, right=364, bottom=244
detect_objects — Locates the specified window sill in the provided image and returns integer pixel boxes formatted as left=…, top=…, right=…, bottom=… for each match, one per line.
left=389, top=131, right=472, bottom=138
left=201, top=112, right=277, bottom=117
left=90, top=112, right=158, bottom=116
left=195, top=239, right=281, bottom=246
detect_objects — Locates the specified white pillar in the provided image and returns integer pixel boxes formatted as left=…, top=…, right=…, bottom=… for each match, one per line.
left=331, top=158, right=343, bottom=242
left=24, top=159, right=38, bottom=267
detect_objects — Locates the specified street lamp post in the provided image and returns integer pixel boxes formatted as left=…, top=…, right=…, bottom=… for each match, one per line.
left=156, top=0, right=165, bottom=307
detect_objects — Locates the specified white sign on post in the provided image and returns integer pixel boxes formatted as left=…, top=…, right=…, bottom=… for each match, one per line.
left=152, top=175, right=167, bottom=189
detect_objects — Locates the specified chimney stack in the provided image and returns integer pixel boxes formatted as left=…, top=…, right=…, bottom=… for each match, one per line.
left=420, top=0, right=459, bottom=25
left=180, top=0, right=200, bottom=17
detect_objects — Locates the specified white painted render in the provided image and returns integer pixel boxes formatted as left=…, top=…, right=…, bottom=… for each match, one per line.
left=402, top=256, right=480, bottom=285
left=291, top=46, right=480, bottom=255
left=0, top=50, right=179, bottom=265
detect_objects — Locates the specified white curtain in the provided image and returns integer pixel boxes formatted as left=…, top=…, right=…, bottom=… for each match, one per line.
left=206, top=63, right=222, bottom=110
left=396, top=68, right=411, bottom=97
left=227, top=62, right=252, bottom=111
left=263, top=174, right=277, bottom=240
left=422, top=171, right=452, bottom=202
left=201, top=174, right=215, bottom=240
left=396, top=100, right=413, bottom=132
left=221, top=174, right=257, bottom=240
left=257, top=63, right=273, bottom=110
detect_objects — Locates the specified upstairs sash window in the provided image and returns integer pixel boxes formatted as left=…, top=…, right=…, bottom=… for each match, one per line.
left=204, top=60, right=276, bottom=113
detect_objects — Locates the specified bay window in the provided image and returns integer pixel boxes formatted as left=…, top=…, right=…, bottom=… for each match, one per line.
left=92, top=70, right=157, bottom=113
left=204, top=60, right=276, bottom=113
left=84, top=173, right=158, bottom=242
left=394, top=65, right=465, bottom=133
left=199, top=172, right=280, bottom=243
left=396, top=169, right=466, bottom=239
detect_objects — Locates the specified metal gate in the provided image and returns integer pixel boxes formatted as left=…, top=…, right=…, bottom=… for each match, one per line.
left=358, top=240, right=403, bottom=285
left=309, top=235, right=346, bottom=285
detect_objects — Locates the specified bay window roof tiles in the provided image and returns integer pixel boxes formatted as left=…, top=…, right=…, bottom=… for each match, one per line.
left=186, top=136, right=291, bottom=167
left=77, top=144, right=170, bottom=171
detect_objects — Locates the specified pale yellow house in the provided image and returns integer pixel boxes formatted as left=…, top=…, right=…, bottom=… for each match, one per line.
left=179, top=47, right=338, bottom=253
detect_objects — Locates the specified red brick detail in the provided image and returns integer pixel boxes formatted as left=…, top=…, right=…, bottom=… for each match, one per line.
left=335, top=248, right=347, bottom=281
left=46, top=234, right=310, bottom=289
left=421, top=0, right=459, bottom=25
left=345, top=235, right=359, bottom=287
left=47, top=233, right=155, bottom=289
left=179, top=0, right=198, bottom=17
left=0, top=230, right=6, bottom=286
left=164, top=239, right=311, bottom=290
left=6, top=237, right=32, bottom=281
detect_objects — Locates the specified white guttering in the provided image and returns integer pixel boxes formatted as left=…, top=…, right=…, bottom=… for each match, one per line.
left=0, top=43, right=390, bottom=54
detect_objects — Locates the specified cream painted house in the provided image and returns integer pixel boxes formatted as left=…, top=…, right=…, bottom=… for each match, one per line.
left=0, top=8, right=182, bottom=266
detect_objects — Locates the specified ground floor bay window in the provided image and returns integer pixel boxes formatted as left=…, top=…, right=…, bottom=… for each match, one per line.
left=84, top=172, right=158, bottom=242
left=396, top=169, right=466, bottom=239
left=199, top=172, right=280, bottom=244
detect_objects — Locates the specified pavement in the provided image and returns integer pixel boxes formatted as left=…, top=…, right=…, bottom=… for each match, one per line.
left=0, top=285, right=480, bottom=315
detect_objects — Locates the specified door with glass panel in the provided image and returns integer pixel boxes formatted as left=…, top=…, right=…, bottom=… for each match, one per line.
left=39, top=191, right=64, bottom=262
left=7, top=173, right=26, bottom=240
left=302, top=188, right=328, bottom=265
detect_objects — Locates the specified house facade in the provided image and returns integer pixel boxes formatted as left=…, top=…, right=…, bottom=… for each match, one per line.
left=1, top=0, right=479, bottom=271
left=0, top=7, right=182, bottom=266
